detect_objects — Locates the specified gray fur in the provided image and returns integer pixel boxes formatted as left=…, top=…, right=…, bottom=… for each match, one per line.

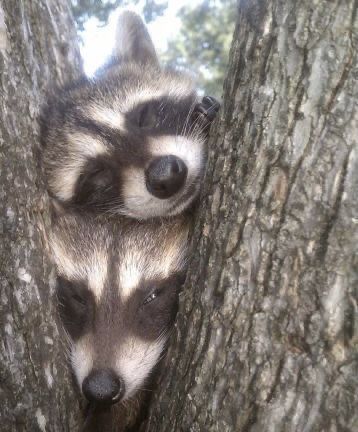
left=50, top=210, right=189, bottom=401
left=114, top=10, right=159, bottom=66
left=41, top=12, right=211, bottom=220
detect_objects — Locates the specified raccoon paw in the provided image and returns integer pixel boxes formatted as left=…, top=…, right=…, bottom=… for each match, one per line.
left=195, top=96, right=220, bottom=122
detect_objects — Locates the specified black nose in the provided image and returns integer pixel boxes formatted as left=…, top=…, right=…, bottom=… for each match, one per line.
left=82, top=369, right=124, bottom=405
left=145, top=155, right=187, bottom=199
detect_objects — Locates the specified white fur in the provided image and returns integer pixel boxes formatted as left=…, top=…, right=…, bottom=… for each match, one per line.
left=159, top=237, right=187, bottom=277
left=72, top=335, right=166, bottom=399
left=112, top=61, right=196, bottom=113
left=121, top=135, right=205, bottom=219
left=71, top=336, right=94, bottom=388
left=167, top=181, right=201, bottom=217
left=120, top=83, right=194, bottom=112
left=118, top=252, right=144, bottom=299
left=115, top=336, right=165, bottom=399
left=52, top=250, right=108, bottom=301
left=150, top=135, right=203, bottom=177
left=88, top=104, right=127, bottom=131
left=87, top=250, right=108, bottom=299
left=117, top=234, right=187, bottom=299
left=50, top=163, right=83, bottom=202
left=51, top=239, right=108, bottom=300
left=50, top=240, right=86, bottom=281
left=51, top=133, right=109, bottom=201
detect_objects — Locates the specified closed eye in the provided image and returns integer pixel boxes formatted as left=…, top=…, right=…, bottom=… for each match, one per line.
left=143, top=289, right=160, bottom=306
left=56, top=276, right=95, bottom=340
left=71, top=293, right=87, bottom=306
left=138, top=104, right=148, bottom=128
left=138, top=103, right=158, bottom=129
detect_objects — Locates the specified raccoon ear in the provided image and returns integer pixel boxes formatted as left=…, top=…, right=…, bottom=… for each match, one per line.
left=114, top=11, right=159, bottom=66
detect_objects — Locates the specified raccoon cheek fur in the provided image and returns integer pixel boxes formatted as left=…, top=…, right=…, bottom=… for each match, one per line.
left=51, top=211, right=189, bottom=406
left=41, top=10, right=219, bottom=220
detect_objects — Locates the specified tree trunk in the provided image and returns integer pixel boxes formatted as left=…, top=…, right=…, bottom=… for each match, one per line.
left=144, top=1, right=358, bottom=431
left=0, top=0, right=82, bottom=430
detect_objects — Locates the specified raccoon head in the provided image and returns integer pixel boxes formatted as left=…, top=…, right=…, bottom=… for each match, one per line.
left=50, top=212, right=189, bottom=405
left=41, top=11, right=219, bottom=220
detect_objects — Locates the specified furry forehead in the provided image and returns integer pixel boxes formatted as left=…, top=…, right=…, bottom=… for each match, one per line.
left=50, top=212, right=189, bottom=293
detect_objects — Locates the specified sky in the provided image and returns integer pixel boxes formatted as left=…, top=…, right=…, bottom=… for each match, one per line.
left=80, top=0, right=201, bottom=76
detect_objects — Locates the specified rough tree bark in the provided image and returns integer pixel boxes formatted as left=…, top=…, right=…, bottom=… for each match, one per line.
left=145, top=1, right=358, bottom=431
left=0, top=1, right=82, bottom=430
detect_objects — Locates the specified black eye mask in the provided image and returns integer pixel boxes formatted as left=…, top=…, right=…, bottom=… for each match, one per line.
left=56, top=276, right=95, bottom=340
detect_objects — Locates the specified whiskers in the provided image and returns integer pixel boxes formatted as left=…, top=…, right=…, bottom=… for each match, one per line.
left=180, top=98, right=205, bottom=139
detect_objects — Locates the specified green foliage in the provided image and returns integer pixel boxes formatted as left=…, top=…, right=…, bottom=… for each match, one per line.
left=71, top=0, right=167, bottom=31
left=162, top=0, right=236, bottom=98
left=71, top=0, right=235, bottom=97
left=71, top=0, right=124, bottom=31
left=143, top=0, right=168, bottom=22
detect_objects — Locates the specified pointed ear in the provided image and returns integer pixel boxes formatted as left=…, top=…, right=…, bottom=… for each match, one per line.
left=114, top=11, right=159, bottom=66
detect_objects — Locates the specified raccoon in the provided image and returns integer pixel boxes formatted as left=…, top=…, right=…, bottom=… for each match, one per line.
left=50, top=210, right=189, bottom=411
left=41, top=11, right=219, bottom=220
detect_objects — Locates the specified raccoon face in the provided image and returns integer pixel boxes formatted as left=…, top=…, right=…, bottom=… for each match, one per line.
left=41, top=11, right=219, bottom=220
left=50, top=212, right=188, bottom=405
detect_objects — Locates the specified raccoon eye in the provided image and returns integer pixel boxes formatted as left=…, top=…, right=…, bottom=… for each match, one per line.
left=74, top=160, right=115, bottom=206
left=143, top=289, right=160, bottom=306
left=80, top=166, right=113, bottom=190
left=71, top=293, right=86, bottom=306
left=56, top=276, right=94, bottom=340
left=138, top=103, right=158, bottom=129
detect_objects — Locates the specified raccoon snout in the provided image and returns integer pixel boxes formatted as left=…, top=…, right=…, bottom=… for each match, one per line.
left=82, top=369, right=124, bottom=405
left=145, top=155, right=187, bottom=199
